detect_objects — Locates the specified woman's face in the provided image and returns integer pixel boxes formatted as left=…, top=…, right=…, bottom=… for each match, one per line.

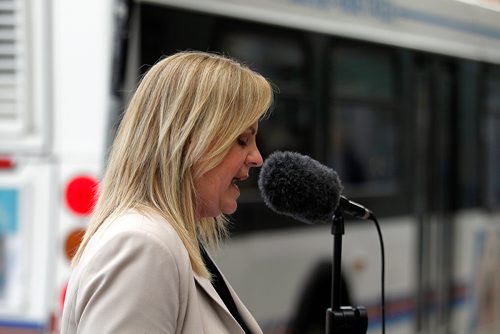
left=195, top=122, right=263, bottom=218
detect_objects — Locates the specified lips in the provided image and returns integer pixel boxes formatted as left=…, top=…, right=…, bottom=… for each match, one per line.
left=231, top=174, right=248, bottom=192
left=232, top=178, right=240, bottom=189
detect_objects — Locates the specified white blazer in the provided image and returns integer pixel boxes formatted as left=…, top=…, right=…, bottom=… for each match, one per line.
left=61, top=211, right=263, bottom=334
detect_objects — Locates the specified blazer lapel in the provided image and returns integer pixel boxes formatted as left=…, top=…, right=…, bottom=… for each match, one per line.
left=194, top=251, right=263, bottom=334
left=193, top=271, right=230, bottom=314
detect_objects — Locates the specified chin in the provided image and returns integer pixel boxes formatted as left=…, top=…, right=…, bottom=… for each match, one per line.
left=222, top=204, right=238, bottom=215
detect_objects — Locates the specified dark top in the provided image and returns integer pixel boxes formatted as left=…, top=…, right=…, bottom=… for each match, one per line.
left=200, top=245, right=252, bottom=334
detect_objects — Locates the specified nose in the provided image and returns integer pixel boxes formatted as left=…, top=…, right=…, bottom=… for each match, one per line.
left=247, top=147, right=263, bottom=168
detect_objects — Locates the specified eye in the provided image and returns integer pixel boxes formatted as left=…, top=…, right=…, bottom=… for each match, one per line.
left=237, top=136, right=248, bottom=147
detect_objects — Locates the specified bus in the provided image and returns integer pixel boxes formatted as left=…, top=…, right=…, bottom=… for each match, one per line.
left=1, top=0, right=500, bottom=333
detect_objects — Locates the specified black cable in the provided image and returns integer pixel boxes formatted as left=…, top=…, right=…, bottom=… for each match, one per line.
left=370, top=214, right=385, bottom=334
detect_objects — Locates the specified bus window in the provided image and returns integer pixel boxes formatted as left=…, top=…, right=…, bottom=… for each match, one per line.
left=219, top=32, right=305, bottom=93
left=328, top=46, right=398, bottom=197
left=457, top=61, right=480, bottom=208
left=217, top=30, right=316, bottom=193
left=139, top=5, right=216, bottom=68
left=484, top=65, right=500, bottom=209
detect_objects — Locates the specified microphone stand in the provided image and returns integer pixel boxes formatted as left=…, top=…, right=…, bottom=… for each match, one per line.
left=326, top=208, right=368, bottom=334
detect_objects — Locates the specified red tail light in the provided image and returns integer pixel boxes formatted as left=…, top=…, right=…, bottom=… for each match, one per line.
left=0, top=157, right=14, bottom=170
left=64, top=175, right=99, bottom=215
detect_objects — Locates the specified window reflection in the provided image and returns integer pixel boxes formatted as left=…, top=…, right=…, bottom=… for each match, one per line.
left=217, top=30, right=315, bottom=191
left=332, top=47, right=394, bottom=101
left=219, top=32, right=305, bottom=93
left=328, top=47, right=398, bottom=196
left=258, top=97, right=315, bottom=155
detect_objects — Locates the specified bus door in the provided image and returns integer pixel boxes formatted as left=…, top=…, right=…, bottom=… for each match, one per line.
left=460, top=63, right=500, bottom=334
left=413, top=55, right=460, bottom=334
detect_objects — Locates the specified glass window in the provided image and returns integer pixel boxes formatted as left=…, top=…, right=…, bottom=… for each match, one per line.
left=486, top=67, right=500, bottom=111
left=328, top=46, right=398, bottom=196
left=329, top=103, right=398, bottom=193
left=484, top=66, right=500, bottom=209
left=332, top=47, right=394, bottom=101
left=457, top=61, right=480, bottom=208
left=219, top=31, right=306, bottom=94
left=258, top=98, right=315, bottom=156
left=217, top=30, right=316, bottom=193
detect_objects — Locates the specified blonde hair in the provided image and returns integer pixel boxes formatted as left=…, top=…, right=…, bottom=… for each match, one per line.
left=73, top=51, right=273, bottom=277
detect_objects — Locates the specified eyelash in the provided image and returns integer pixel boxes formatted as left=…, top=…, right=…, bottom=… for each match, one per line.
left=237, top=136, right=248, bottom=147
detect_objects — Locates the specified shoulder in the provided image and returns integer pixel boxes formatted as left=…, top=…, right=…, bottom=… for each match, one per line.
left=87, top=210, right=188, bottom=262
left=103, top=210, right=183, bottom=243
left=72, top=210, right=194, bottom=287
left=63, top=211, right=191, bottom=333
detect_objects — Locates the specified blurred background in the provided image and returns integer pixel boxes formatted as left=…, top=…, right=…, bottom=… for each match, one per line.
left=1, top=0, right=500, bottom=333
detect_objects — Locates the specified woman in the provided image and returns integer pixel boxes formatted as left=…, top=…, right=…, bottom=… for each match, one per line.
left=61, top=51, right=274, bottom=333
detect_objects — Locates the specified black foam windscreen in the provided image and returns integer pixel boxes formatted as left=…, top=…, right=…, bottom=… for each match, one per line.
left=258, top=151, right=343, bottom=224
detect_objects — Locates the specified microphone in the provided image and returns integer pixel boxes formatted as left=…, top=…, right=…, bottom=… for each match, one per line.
left=258, top=151, right=372, bottom=223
